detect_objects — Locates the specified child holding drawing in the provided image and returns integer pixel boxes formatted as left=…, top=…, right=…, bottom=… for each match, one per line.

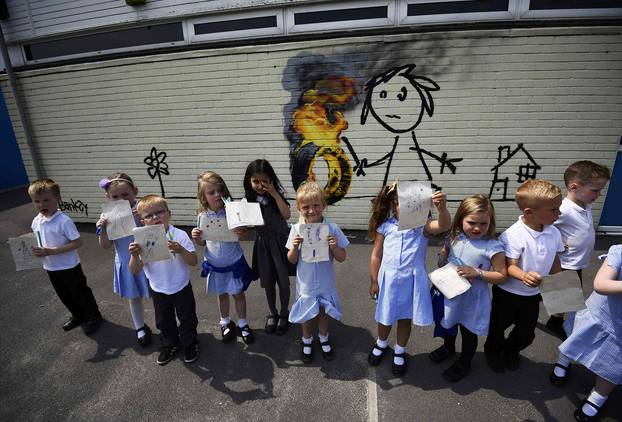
left=484, top=179, right=564, bottom=373
left=191, top=171, right=255, bottom=345
left=286, top=181, right=348, bottom=363
left=96, top=173, right=152, bottom=346
left=367, top=181, right=450, bottom=376
left=549, top=245, right=622, bottom=421
left=29, top=178, right=102, bottom=335
left=429, top=194, right=507, bottom=382
left=244, top=159, right=294, bottom=335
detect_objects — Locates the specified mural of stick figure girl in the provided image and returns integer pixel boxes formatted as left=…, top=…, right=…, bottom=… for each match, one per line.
left=342, top=64, right=462, bottom=188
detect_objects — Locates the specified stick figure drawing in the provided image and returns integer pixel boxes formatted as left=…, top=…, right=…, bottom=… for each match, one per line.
left=342, top=64, right=462, bottom=188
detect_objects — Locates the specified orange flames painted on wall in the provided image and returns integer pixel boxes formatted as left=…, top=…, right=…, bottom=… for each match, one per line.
left=290, top=76, right=356, bottom=204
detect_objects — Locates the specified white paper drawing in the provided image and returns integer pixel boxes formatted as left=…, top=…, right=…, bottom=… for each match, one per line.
left=101, top=200, right=137, bottom=240
left=429, top=262, right=471, bottom=299
left=397, top=180, right=432, bottom=231
left=540, top=271, right=586, bottom=316
left=200, top=214, right=238, bottom=242
left=225, top=199, right=264, bottom=229
left=8, top=233, right=42, bottom=271
left=299, top=223, right=329, bottom=263
left=132, top=224, right=172, bottom=263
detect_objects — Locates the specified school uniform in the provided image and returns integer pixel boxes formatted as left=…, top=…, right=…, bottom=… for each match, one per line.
left=32, top=210, right=101, bottom=322
left=558, top=244, right=622, bottom=385
left=554, top=198, right=595, bottom=272
left=200, top=209, right=252, bottom=295
left=142, top=225, right=198, bottom=348
left=441, top=235, right=504, bottom=336
left=375, top=217, right=433, bottom=327
left=286, top=219, right=349, bottom=324
left=485, top=216, right=564, bottom=355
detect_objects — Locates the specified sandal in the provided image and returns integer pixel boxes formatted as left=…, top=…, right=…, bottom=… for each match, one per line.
left=319, top=339, right=335, bottom=361
left=221, top=321, right=236, bottom=343
left=429, top=345, right=455, bottom=363
left=442, top=360, right=471, bottom=383
left=265, top=315, right=278, bottom=334
left=301, top=341, right=313, bottom=364
left=276, top=313, right=289, bottom=335
left=392, top=352, right=408, bottom=376
left=367, top=343, right=388, bottom=366
left=136, top=324, right=152, bottom=348
left=549, top=363, right=571, bottom=387
left=237, top=324, right=255, bottom=345
left=574, top=399, right=601, bottom=422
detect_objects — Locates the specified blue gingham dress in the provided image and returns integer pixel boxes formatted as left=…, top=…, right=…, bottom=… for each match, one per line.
left=559, top=244, right=622, bottom=384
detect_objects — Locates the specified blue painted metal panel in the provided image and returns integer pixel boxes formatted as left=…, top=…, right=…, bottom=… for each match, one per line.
left=599, top=136, right=622, bottom=228
left=0, top=87, right=28, bottom=190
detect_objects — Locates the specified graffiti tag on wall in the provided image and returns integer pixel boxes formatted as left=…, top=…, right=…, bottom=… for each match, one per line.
left=59, top=198, right=88, bottom=216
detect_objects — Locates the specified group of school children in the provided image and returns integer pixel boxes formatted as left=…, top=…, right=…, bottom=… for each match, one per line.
left=26, top=158, right=619, bottom=421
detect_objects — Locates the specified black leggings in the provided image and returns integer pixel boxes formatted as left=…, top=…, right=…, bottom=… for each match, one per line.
left=265, top=284, right=290, bottom=317
left=444, top=324, right=478, bottom=365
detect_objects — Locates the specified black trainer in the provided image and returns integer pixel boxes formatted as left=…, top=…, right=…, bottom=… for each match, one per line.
left=184, top=341, right=199, bottom=363
left=157, top=344, right=179, bottom=366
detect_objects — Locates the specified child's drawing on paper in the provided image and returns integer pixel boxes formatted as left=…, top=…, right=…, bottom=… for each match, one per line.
left=300, top=223, right=329, bottom=263
left=101, top=199, right=137, bottom=240
left=397, top=180, right=433, bottom=230
left=132, top=225, right=171, bottom=263
left=9, top=233, right=42, bottom=271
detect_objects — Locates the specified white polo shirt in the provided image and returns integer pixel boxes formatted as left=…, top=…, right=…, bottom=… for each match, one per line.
left=142, top=225, right=196, bottom=295
left=31, top=210, right=81, bottom=271
left=554, top=198, right=595, bottom=270
left=499, top=216, right=564, bottom=296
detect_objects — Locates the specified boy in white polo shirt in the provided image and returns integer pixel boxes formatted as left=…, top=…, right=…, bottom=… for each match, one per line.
left=29, top=178, right=102, bottom=335
left=546, top=161, right=610, bottom=339
left=129, top=195, right=199, bottom=366
left=484, top=179, right=564, bottom=372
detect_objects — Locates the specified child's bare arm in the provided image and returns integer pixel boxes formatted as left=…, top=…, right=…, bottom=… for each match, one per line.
left=32, top=238, right=82, bottom=257
left=549, top=255, right=562, bottom=275
left=369, top=234, right=384, bottom=297
left=328, top=235, right=346, bottom=262
left=167, top=241, right=198, bottom=266
left=129, top=242, right=143, bottom=274
left=287, top=235, right=302, bottom=264
left=425, top=191, right=451, bottom=234
left=593, top=258, right=622, bottom=295
left=96, top=217, right=113, bottom=249
left=484, top=252, right=508, bottom=285
left=265, top=181, right=291, bottom=220
left=507, top=257, right=541, bottom=287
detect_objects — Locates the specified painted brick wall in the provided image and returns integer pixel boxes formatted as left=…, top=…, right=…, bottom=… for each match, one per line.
left=2, top=26, right=621, bottom=230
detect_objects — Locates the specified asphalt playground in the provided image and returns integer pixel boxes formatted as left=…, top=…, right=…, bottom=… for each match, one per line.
left=1, top=187, right=620, bottom=422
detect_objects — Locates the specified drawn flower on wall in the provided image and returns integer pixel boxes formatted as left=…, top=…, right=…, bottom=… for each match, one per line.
left=144, top=147, right=169, bottom=197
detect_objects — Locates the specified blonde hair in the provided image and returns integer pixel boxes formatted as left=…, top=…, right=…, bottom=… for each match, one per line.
left=515, top=179, right=561, bottom=211
left=296, top=180, right=326, bottom=224
left=28, top=178, right=61, bottom=198
left=450, top=194, right=496, bottom=243
left=196, top=171, right=232, bottom=212
left=136, top=195, right=168, bottom=215
left=367, top=182, right=397, bottom=239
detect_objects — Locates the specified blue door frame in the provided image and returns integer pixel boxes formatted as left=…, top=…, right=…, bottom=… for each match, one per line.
left=599, top=136, right=622, bottom=231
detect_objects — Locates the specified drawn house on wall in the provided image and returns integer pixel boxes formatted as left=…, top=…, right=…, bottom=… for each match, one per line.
left=489, top=143, right=541, bottom=201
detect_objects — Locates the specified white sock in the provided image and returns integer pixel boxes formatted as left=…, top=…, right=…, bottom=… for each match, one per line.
left=302, top=336, right=313, bottom=354
left=220, top=316, right=231, bottom=326
left=554, top=354, right=572, bottom=377
left=373, top=338, right=388, bottom=356
left=128, top=298, right=145, bottom=337
left=393, top=344, right=405, bottom=365
left=319, top=333, right=331, bottom=352
left=583, top=390, right=607, bottom=417
left=237, top=318, right=248, bottom=328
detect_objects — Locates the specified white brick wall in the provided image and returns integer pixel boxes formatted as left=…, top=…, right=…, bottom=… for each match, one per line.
left=3, top=26, right=621, bottom=230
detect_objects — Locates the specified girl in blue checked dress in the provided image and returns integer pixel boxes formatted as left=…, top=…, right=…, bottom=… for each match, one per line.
left=96, top=173, right=151, bottom=346
left=367, top=182, right=451, bottom=376
left=191, top=171, right=254, bottom=345
left=429, top=194, right=507, bottom=382
left=549, top=244, right=622, bottom=421
left=286, top=181, right=348, bottom=364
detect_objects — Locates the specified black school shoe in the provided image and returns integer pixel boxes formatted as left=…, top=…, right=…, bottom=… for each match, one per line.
left=276, top=313, right=289, bottom=335
left=62, top=316, right=82, bottom=331
left=319, top=338, right=335, bottom=361
left=265, top=315, right=278, bottom=334
left=429, top=345, right=456, bottom=363
left=549, top=363, right=571, bottom=387
left=503, top=352, right=520, bottom=371
left=391, top=352, right=408, bottom=376
left=574, top=399, right=601, bottom=422
left=368, top=343, right=388, bottom=366
left=545, top=316, right=568, bottom=340
left=442, top=360, right=471, bottom=383
left=184, top=340, right=200, bottom=363
left=136, top=325, right=152, bottom=347
left=157, top=344, right=179, bottom=366
left=485, top=350, right=505, bottom=373
left=301, top=341, right=314, bottom=364
left=83, top=315, right=103, bottom=335
left=237, top=324, right=255, bottom=345
left=221, top=321, right=237, bottom=343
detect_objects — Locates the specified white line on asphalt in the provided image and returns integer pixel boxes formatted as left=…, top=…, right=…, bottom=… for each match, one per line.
left=367, top=366, right=378, bottom=422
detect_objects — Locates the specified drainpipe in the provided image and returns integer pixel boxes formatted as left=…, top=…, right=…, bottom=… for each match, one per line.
left=0, top=24, right=42, bottom=179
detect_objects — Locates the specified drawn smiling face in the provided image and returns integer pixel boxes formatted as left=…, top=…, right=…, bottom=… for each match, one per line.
left=368, top=73, right=424, bottom=133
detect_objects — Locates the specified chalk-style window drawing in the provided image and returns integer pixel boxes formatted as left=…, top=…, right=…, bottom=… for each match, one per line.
left=199, top=214, right=238, bottom=242
left=132, top=224, right=172, bottom=263
left=488, top=143, right=541, bottom=201
left=225, top=199, right=264, bottom=229
left=8, top=233, right=42, bottom=271
left=397, top=180, right=432, bottom=231
left=101, top=200, right=137, bottom=240
left=342, top=63, right=462, bottom=190
left=299, top=223, right=330, bottom=263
